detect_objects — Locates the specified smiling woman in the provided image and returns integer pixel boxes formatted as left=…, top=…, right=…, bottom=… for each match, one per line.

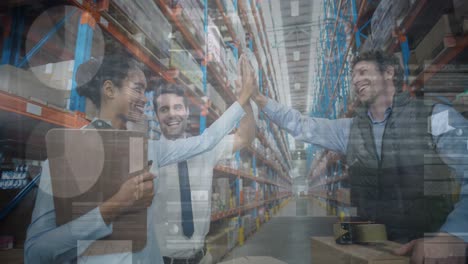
left=76, top=54, right=148, bottom=129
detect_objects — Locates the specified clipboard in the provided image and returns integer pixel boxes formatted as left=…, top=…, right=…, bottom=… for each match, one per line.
left=45, top=128, right=149, bottom=254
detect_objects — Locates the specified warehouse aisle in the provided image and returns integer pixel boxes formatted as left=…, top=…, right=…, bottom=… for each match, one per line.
left=222, top=198, right=338, bottom=264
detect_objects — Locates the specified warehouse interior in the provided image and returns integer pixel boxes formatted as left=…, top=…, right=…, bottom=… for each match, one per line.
left=0, top=0, right=468, bottom=263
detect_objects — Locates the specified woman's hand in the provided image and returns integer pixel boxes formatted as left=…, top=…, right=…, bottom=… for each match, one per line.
left=100, top=171, right=156, bottom=225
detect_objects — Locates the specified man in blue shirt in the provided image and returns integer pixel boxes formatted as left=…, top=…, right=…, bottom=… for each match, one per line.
left=251, top=50, right=467, bottom=264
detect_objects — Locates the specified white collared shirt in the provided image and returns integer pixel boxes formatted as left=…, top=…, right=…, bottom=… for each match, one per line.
left=153, top=135, right=234, bottom=258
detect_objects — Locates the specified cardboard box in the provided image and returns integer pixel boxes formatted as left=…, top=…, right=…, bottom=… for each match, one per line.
left=453, top=0, right=468, bottom=21
left=214, top=178, right=231, bottom=211
left=414, top=14, right=458, bottom=66
left=179, top=1, right=205, bottom=47
left=241, top=214, right=256, bottom=237
left=170, top=41, right=203, bottom=92
left=0, top=65, right=69, bottom=109
left=336, top=188, right=351, bottom=205
left=227, top=226, right=238, bottom=250
left=231, top=14, right=246, bottom=49
left=113, top=0, right=172, bottom=57
left=30, top=60, right=74, bottom=91
left=370, top=0, right=410, bottom=50
left=208, top=24, right=225, bottom=65
left=208, top=84, right=227, bottom=113
left=462, top=18, right=468, bottom=34
left=206, top=229, right=230, bottom=263
left=311, top=237, right=409, bottom=264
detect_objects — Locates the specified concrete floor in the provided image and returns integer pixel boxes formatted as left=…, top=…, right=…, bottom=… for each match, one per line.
left=222, top=198, right=338, bottom=264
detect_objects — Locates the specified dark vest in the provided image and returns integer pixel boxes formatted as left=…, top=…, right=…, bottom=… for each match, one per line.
left=346, top=92, right=456, bottom=241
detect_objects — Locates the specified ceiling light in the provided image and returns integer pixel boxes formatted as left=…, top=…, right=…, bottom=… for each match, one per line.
left=291, top=1, right=299, bottom=17
left=294, top=83, right=301, bottom=90
left=293, top=51, right=300, bottom=61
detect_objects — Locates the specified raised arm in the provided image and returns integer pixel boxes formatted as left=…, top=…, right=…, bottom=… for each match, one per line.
left=232, top=55, right=257, bottom=153
left=232, top=102, right=255, bottom=153
left=154, top=56, right=256, bottom=167
left=252, top=91, right=352, bottom=154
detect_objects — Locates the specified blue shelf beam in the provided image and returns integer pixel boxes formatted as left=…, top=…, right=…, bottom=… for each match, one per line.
left=16, top=8, right=78, bottom=68
left=70, top=11, right=95, bottom=112
left=1, top=8, right=25, bottom=66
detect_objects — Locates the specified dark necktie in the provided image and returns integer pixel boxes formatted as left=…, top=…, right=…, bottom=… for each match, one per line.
left=178, top=161, right=194, bottom=238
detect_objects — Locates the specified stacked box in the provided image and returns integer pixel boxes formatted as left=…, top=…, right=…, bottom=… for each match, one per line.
left=241, top=215, right=251, bottom=230
left=265, top=147, right=273, bottom=160
left=225, top=48, right=238, bottom=89
left=178, top=0, right=205, bottom=48
left=216, top=157, right=239, bottom=170
left=336, top=188, right=351, bottom=205
left=240, top=158, right=252, bottom=174
left=420, top=71, right=468, bottom=94
left=207, top=84, right=227, bottom=113
left=253, top=138, right=266, bottom=157
left=226, top=217, right=240, bottom=250
left=211, top=193, right=222, bottom=213
left=258, top=188, right=264, bottom=200
left=113, top=0, right=172, bottom=57
left=453, top=0, right=468, bottom=22
left=215, top=179, right=230, bottom=211
left=243, top=186, right=256, bottom=205
left=241, top=215, right=256, bottom=236
left=413, top=14, right=459, bottom=69
left=258, top=207, right=266, bottom=222
left=208, top=22, right=227, bottom=72
left=227, top=226, right=238, bottom=250
left=256, top=166, right=267, bottom=178
left=239, top=0, right=251, bottom=12
left=170, top=41, right=204, bottom=92
left=30, top=60, right=74, bottom=92
left=206, top=231, right=229, bottom=263
left=244, top=48, right=259, bottom=82
left=231, top=14, right=247, bottom=50
left=222, top=0, right=236, bottom=15
left=0, top=65, right=69, bottom=109
left=243, top=0, right=260, bottom=44
left=228, top=216, right=239, bottom=228
left=369, top=0, right=410, bottom=50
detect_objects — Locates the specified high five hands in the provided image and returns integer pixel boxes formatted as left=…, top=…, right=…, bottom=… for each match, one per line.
left=236, top=54, right=258, bottom=106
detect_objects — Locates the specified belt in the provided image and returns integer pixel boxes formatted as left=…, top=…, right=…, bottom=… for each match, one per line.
left=163, top=247, right=206, bottom=264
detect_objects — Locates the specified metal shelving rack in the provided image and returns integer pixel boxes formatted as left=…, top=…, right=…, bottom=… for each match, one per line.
left=307, top=0, right=383, bottom=215
left=211, top=0, right=292, bottom=248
